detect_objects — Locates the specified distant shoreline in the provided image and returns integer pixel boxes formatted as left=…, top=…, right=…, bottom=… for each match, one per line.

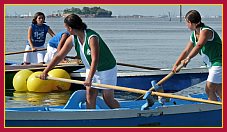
left=5, top=15, right=222, bottom=19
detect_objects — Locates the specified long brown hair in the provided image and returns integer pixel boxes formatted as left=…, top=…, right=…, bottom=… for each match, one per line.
left=32, top=12, right=46, bottom=24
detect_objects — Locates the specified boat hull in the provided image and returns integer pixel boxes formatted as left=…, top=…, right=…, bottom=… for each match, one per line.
left=5, top=93, right=222, bottom=127
left=6, top=109, right=221, bottom=127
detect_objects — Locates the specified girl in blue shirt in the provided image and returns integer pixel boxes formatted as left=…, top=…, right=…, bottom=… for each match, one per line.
left=23, top=12, right=55, bottom=65
left=44, top=30, right=70, bottom=63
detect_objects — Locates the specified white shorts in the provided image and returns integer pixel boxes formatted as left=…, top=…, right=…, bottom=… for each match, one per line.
left=207, top=66, right=222, bottom=84
left=23, top=45, right=46, bottom=64
left=44, top=44, right=57, bottom=63
left=86, top=66, right=117, bottom=89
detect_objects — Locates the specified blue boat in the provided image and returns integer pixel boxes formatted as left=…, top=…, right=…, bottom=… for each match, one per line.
left=5, top=58, right=208, bottom=92
left=5, top=90, right=222, bottom=127
left=70, top=66, right=209, bottom=92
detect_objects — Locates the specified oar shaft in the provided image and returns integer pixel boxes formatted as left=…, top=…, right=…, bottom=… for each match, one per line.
left=46, top=76, right=222, bottom=105
left=47, top=76, right=145, bottom=94
left=64, top=57, right=161, bottom=70
left=117, top=62, right=161, bottom=70
left=30, top=62, right=81, bottom=67
left=152, top=92, right=221, bottom=105
left=156, top=63, right=184, bottom=86
left=65, top=56, right=77, bottom=59
left=64, top=60, right=161, bottom=71
left=136, top=63, right=184, bottom=100
left=5, top=48, right=47, bottom=55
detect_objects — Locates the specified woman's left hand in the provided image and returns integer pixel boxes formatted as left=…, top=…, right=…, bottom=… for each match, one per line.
left=181, top=57, right=191, bottom=67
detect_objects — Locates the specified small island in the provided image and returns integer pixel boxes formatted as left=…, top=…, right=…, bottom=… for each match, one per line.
left=62, top=7, right=112, bottom=18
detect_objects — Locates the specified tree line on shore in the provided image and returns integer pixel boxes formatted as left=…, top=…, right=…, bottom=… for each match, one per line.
left=63, top=7, right=112, bottom=17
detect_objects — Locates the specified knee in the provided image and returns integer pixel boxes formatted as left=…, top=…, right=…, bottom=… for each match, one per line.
left=103, top=97, right=114, bottom=104
left=205, top=82, right=216, bottom=93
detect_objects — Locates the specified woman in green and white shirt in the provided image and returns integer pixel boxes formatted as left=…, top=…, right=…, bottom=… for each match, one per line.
left=173, top=10, right=222, bottom=101
left=40, top=14, right=120, bottom=109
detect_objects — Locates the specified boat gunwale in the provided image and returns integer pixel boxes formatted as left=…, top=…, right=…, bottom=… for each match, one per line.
left=5, top=64, right=84, bottom=72
left=70, top=67, right=208, bottom=78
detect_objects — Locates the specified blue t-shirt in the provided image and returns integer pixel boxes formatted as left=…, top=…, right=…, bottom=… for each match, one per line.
left=27, top=23, right=49, bottom=47
left=48, top=30, right=70, bottom=48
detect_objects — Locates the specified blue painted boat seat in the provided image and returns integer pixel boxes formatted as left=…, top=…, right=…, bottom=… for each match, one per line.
left=63, top=90, right=110, bottom=109
left=189, top=93, right=221, bottom=101
left=189, top=93, right=208, bottom=99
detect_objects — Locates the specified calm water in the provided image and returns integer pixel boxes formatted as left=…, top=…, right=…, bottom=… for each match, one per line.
left=5, top=17, right=222, bottom=108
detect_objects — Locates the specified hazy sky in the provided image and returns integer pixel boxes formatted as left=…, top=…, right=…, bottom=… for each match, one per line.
left=5, top=5, right=222, bottom=17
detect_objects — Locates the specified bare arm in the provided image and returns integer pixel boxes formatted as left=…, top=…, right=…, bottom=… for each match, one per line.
left=187, top=29, right=211, bottom=59
left=84, top=36, right=99, bottom=86
left=173, top=41, right=194, bottom=68
left=48, top=27, right=55, bottom=37
left=40, top=36, right=73, bottom=79
left=181, top=29, right=212, bottom=68
left=27, top=26, right=35, bottom=50
left=57, top=33, right=69, bottom=52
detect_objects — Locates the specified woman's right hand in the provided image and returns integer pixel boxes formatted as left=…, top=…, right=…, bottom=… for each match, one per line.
left=39, top=72, right=48, bottom=80
left=172, top=65, right=178, bottom=73
left=84, top=78, right=92, bottom=87
left=31, top=47, right=37, bottom=52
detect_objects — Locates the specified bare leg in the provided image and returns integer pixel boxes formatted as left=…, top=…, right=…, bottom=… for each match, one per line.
left=205, top=81, right=218, bottom=101
left=86, top=87, right=98, bottom=109
left=102, top=89, right=120, bottom=109
left=216, top=83, right=222, bottom=101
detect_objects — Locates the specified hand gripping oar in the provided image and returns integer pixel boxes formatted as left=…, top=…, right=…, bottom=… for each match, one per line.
left=66, top=56, right=161, bottom=71
left=5, top=48, right=47, bottom=55
left=136, top=63, right=185, bottom=101
left=44, top=76, right=222, bottom=105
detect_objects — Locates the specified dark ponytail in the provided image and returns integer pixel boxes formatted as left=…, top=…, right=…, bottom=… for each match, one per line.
left=64, top=14, right=87, bottom=30
left=185, top=10, right=204, bottom=28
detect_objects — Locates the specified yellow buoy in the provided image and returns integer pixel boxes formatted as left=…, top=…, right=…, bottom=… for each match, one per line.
left=27, top=71, right=54, bottom=92
left=13, top=69, right=33, bottom=92
left=48, top=69, right=71, bottom=91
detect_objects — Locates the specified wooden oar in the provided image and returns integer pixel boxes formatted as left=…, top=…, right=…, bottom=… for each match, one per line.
left=65, top=56, right=161, bottom=70
left=116, top=62, right=161, bottom=70
left=5, top=48, right=47, bottom=55
left=45, top=76, right=222, bottom=105
left=136, top=63, right=184, bottom=100
left=65, top=56, right=77, bottom=59
left=30, top=62, right=81, bottom=67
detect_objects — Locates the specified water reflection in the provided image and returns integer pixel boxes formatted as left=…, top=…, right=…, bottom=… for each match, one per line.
left=6, top=91, right=72, bottom=108
left=6, top=89, right=141, bottom=108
